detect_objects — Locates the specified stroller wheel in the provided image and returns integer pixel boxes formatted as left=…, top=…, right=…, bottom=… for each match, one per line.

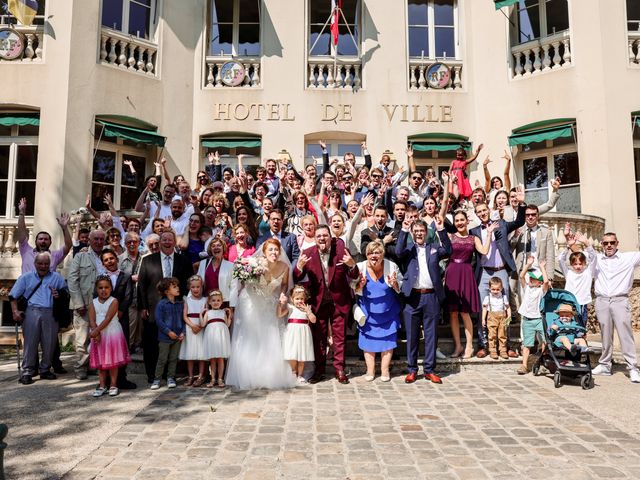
left=581, top=374, right=594, bottom=390
left=553, top=371, right=562, bottom=388
left=532, top=363, right=540, bottom=376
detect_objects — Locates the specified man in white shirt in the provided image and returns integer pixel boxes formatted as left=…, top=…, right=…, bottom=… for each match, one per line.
left=592, top=232, right=640, bottom=383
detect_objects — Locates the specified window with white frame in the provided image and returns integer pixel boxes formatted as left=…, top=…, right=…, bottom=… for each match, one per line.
left=101, top=0, right=157, bottom=40
left=408, top=0, right=457, bottom=60
left=627, top=0, right=640, bottom=31
left=0, top=0, right=46, bottom=26
left=510, top=0, right=569, bottom=46
left=308, top=0, right=360, bottom=57
left=91, top=126, right=149, bottom=211
left=412, top=149, right=456, bottom=179
left=305, top=141, right=364, bottom=174
left=209, top=0, right=260, bottom=57
left=0, top=121, right=39, bottom=218
left=201, top=145, right=261, bottom=177
left=518, top=135, right=581, bottom=213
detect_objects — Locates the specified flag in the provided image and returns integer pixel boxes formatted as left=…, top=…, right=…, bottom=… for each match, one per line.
left=494, top=0, right=519, bottom=9
left=8, top=0, right=38, bottom=26
left=330, top=0, right=342, bottom=46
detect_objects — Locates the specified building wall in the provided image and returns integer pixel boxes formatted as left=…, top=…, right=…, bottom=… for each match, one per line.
left=1, top=0, right=639, bottom=251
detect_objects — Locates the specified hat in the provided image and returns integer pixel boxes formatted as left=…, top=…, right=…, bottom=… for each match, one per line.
left=556, top=304, right=575, bottom=315
left=527, top=270, right=543, bottom=282
left=212, top=181, right=224, bottom=190
left=171, top=195, right=183, bottom=203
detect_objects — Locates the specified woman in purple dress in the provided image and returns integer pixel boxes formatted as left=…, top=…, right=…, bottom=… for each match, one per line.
left=445, top=211, right=496, bottom=358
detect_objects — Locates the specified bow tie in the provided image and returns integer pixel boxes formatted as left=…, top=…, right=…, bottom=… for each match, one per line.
left=481, top=222, right=492, bottom=230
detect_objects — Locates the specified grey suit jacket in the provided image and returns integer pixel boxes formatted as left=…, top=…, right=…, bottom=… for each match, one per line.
left=511, top=225, right=556, bottom=279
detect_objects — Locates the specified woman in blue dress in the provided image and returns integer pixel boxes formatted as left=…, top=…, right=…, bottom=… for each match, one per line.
left=355, top=240, right=402, bottom=382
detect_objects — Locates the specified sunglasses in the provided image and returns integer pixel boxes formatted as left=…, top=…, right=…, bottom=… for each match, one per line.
left=602, top=241, right=617, bottom=246
left=411, top=176, right=422, bottom=181
left=371, top=174, right=382, bottom=179
left=343, top=176, right=353, bottom=181
left=125, top=240, right=139, bottom=244
left=525, top=213, right=538, bottom=217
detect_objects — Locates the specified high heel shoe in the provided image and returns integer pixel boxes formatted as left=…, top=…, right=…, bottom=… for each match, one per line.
left=463, top=347, right=474, bottom=359
left=450, top=348, right=464, bottom=358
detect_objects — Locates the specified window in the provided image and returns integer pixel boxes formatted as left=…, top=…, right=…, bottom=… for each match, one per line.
left=510, top=0, right=569, bottom=45
left=101, top=0, right=157, bottom=40
left=92, top=123, right=151, bottom=211
left=305, top=142, right=364, bottom=173
left=519, top=137, right=581, bottom=213
left=411, top=148, right=455, bottom=179
left=628, top=0, right=640, bottom=31
left=0, top=0, right=46, bottom=26
left=0, top=122, right=39, bottom=218
left=201, top=143, right=261, bottom=176
left=209, top=0, right=260, bottom=57
left=408, top=0, right=457, bottom=59
left=308, top=0, right=360, bottom=57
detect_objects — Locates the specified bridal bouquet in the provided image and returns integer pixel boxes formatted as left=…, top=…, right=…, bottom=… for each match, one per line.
left=232, top=256, right=268, bottom=283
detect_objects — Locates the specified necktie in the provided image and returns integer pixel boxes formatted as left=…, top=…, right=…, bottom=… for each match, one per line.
left=164, top=255, right=172, bottom=278
left=525, top=229, right=531, bottom=254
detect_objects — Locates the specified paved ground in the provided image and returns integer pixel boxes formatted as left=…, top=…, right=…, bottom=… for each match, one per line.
left=2, top=353, right=640, bottom=480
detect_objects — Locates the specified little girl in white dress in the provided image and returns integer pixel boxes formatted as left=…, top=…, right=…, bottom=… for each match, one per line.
left=179, top=275, right=207, bottom=387
left=201, top=290, right=231, bottom=388
left=277, top=285, right=316, bottom=384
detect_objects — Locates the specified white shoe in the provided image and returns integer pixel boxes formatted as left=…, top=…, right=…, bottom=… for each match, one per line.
left=363, top=375, right=374, bottom=382
left=167, top=378, right=177, bottom=389
left=630, top=369, right=640, bottom=383
left=592, top=364, right=612, bottom=376
left=150, top=380, right=161, bottom=390
left=436, top=349, right=446, bottom=360
left=92, top=387, right=108, bottom=398
left=108, top=387, right=119, bottom=397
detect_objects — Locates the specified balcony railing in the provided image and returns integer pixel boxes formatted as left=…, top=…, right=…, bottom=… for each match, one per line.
left=408, top=58, right=463, bottom=91
left=99, top=27, right=158, bottom=76
left=0, top=25, right=44, bottom=62
left=307, top=56, right=361, bottom=90
left=629, top=32, right=640, bottom=66
left=540, top=211, right=606, bottom=256
left=511, top=30, right=572, bottom=78
left=204, top=57, right=261, bottom=88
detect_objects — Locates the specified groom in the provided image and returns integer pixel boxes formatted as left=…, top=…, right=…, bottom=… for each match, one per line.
left=293, top=225, right=359, bottom=384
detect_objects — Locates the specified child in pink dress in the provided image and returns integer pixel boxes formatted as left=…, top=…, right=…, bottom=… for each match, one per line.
left=89, top=276, right=131, bottom=398
left=449, top=144, right=483, bottom=200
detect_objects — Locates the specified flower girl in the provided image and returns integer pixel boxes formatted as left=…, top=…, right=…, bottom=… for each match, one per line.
left=180, top=275, right=207, bottom=387
left=201, top=290, right=231, bottom=388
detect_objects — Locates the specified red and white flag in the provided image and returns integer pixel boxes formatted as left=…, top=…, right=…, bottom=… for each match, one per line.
left=330, top=0, right=342, bottom=46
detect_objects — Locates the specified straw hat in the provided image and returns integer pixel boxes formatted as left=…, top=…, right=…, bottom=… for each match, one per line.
left=555, top=304, right=575, bottom=315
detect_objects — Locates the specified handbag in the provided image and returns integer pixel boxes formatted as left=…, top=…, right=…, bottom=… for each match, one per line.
left=15, top=278, right=44, bottom=319
left=53, top=288, right=72, bottom=329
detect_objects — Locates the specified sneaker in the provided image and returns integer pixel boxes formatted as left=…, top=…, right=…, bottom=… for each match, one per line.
left=150, top=380, right=161, bottom=390
left=92, top=387, right=108, bottom=397
left=167, top=378, right=177, bottom=389
left=39, top=371, right=57, bottom=380
left=630, top=369, right=640, bottom=383
left=592, top=364, right=612, bottom=376
left=297, top=376, right=308, bottom=385
left=436, top=349, right=446, bottom=360
left=108, top=387, right=120, bottom=397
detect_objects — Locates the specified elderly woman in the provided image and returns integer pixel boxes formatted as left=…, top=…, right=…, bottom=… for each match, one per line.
left=196, top=237, right=238, bottom=306
left=354, top=240, right=402, bottom=382
left=297, top=214, right=317, bottom=251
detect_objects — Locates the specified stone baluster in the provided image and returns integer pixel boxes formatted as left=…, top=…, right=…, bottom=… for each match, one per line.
left=541, top=44, right=552, bottom=71
left=532, top=46, right=542, bottom=73
left=251, top=63, right=260, bottom=87
left=308, top=63, right=316, bottom=88
left=335, top=64, right=343, bottom=88
left=514, top=51, right=524, bottom=77
left=550, top=41, right=561, bottom=68
left=206, top=63, right=215, bottom=87
left=409, top=66, right=417, bottom=90
left=453, top=66, right=462, bottom=89
left=0, top=227, right=5, bottom=255
left=418, top=65, right=426, bottom=90
left=34, top=33, right=42, bottom=61
left=4, top=228, right=14, bottom=253
left=117, top=40, right=128, bottom=67
left=562, top=38, right=571, bottom=66
left=523, top=49, right=533, bottom=75
left=317, top=64, right=326, bottom=88
left=215, top=63, right=222, bottom=87
left=100, top=35, right=108, bottom=62
left=326, top=64, right=334, bottom=88
left=24, top=34, right=34, bottom=61
left=146, top=50, right=154, bottom=74
left=127, top=44, right=136, bottom=69
left=629, top=39, right=636, bottom=64
left=345, top=66, right=353, bottom=88
left=353, top=64, right=361, bottom=90
left=635, top=40, right=640, bottom=63
left=242, top=63, right=251, bottom=87
left=108, top=38, right=117, bottom=64
left=137, top=47, right=146, bottom=72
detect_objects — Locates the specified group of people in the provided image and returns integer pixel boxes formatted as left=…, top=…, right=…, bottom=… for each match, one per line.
left=9, top=140, right=640, bottom=395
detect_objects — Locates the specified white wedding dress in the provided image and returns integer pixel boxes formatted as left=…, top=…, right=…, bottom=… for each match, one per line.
left=225, top=269, right=296, bottom=390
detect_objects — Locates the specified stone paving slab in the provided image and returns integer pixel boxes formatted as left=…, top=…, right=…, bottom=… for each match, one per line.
left=46, top=365, right=640, bottom=480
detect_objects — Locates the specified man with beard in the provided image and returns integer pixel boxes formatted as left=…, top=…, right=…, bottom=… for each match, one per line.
left=360, top=206, right=397, bottom=262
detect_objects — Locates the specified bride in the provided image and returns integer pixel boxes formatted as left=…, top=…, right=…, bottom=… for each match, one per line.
left=226, top=238, right=296, bottom=390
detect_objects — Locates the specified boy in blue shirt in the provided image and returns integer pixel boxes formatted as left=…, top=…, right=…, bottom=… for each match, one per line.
left=151, top=277, right=184, bottom=390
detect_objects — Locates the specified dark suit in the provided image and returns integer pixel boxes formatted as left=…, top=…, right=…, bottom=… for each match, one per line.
left=137, top=251, right=192, bottom=381
left=256, top=230, right=300, bottom=265
left=395, top=229, right=452, bottom=374
left=360, top=225, right=397, bottom=262
left=293, top=238, right=360, bottom=375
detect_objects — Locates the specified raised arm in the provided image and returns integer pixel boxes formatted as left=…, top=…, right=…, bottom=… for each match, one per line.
left=16, top=197, right=28, bottom=244
left=56, top=212, right=72, bottom=256
left=465, top=143, right=483, bottom=165
left=160, top=156, right=172, bottom=186
left=406, top=147, right=417, bottom=173
left=362, top=142, right=372, bottom=170
left=438, top=172, right=450, bottom=219
left=502, top=149, right=512, bottom=192
left=483, top=156, right=492, bottom=193
left=538, top=177, right=561, bottom=215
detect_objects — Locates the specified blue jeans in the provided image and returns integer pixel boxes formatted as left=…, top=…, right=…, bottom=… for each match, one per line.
left=477, top=268, right=510, bottom=349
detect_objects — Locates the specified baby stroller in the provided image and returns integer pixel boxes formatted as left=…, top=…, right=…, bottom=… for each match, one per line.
left=532, top=289, right=594, bottom=389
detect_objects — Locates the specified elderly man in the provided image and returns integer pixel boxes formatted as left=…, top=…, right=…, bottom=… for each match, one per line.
left=67, top=229, right=106, bottom=379
left=592, top=232, right=640, bottom=383
left=10, top=253, right=67, bottom=385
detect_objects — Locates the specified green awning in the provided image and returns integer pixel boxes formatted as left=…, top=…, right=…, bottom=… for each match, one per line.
left=97, top=120, right=166, bottom=147
left=508, top=123, right=574, bottom=147
left=512, top=118, right=576, bottom=134
left=0, top=113, right=40, bottom=127
left=635, top=118, right=640, bottom=128
left=408, top=132, right=469, bottom=142
left=201, top=138, right=261, bottom=148
left=494, top=0, right=519, bottom=9
left=412, top=141, right=471, bottom=152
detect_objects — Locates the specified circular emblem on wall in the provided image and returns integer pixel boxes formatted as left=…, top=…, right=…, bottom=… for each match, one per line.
left=220, top=61, right=246, bottom=87
left=0, top=28, right=26, bottom=61
left=426, top=63, right=451, bottom=89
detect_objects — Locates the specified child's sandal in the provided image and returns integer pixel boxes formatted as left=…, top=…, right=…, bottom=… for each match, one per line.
left=193, top=376, right=205, bottom=388
left=184, top=376, right=194, bottom=387
left=205, top=380, right=217, bottom=388
left=216, top=380, right=225, bottom=389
